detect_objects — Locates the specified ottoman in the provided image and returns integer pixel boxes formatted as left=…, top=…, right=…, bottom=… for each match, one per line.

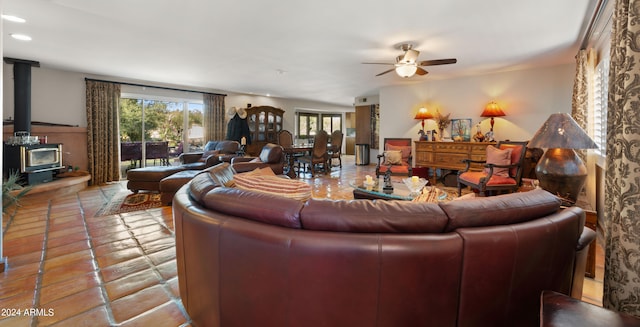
left=126, top=166, right=186, bottom=193
left=159, top=170, right=201, bottom=205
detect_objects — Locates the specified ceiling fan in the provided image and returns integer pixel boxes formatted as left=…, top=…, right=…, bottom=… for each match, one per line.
left=363, top=43, right=457, bottom=78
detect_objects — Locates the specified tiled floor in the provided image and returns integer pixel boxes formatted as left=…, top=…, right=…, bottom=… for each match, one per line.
left=0, top=155, right=604, bottom=326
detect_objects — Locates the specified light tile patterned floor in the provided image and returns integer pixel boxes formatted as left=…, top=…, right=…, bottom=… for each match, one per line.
left=0, top=155, right=604, bottom=326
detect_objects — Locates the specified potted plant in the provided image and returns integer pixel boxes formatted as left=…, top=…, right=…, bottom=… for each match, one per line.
left=2, top=172, right=31, bottom=214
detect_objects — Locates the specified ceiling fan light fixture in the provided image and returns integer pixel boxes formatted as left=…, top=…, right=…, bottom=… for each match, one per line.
left=395, top=64, right=417, bottom=78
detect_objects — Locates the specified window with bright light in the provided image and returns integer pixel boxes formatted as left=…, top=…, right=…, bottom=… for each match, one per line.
left=593, top=58, right=609, bottom=156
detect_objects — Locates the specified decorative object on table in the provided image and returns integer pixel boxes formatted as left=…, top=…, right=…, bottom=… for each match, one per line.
left=402, top=176, right=428, bottom=197
left=451, top=118, right=472, bottom=142
left=383, top=165, right=394, bottom=194
left=473, top=123, right=485, bottom=142
left=481, top=101, right=506, bottom=141
left=414, top=107, right=434, bottom=140
left=363, top=174, right=375, bottom=190
left=435, top=110, right=451, bottom=139
left=528, top=113, right=598, bottom=206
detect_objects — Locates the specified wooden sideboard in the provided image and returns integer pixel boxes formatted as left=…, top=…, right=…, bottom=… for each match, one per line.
left=414, top=141, right=495, bottom=182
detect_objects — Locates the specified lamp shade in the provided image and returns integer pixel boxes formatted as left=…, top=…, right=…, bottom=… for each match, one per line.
left=395, top=64, right=417, bottom=78
left=414, top=107, right=434, bottom=120
left=481, top=101, right=506, bottom=117
left=528, top=113, right=597, bottom=149
left=529, top=113, right=597, bottom=205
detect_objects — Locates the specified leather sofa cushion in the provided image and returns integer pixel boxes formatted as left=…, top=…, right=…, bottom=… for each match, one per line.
left=439, top=188, right=562, bottom=232
left=301, top=199, right=449, bottom=233
left=202, top=187, right=304, bottom=228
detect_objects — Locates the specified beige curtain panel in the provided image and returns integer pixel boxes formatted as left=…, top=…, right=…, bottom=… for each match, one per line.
left=603, top=0, right=640, bottom=317
left=86, top=80, right=121, bottom=185
left=203, top=93, right=226, bottom=142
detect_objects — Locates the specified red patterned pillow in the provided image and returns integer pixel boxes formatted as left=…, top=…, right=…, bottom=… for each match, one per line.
left=484, top=145, right=512, bottom=176
left=234, top=174, right=312, bottom=201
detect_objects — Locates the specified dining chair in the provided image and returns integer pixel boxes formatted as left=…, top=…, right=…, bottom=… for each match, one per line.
left=328, top=130, right=344, bottom=169
left=298, top=130, right=329, bottom=177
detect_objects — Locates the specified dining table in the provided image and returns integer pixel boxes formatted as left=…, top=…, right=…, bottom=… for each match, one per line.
left=282, top=144, right=313, bottom=178
left=282, top=143, right=333, bottom=178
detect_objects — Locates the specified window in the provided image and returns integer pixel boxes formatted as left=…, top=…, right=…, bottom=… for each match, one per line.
left=297, top=112, right=343, bottom=140
left=298, top=113, right=319, bottom=140
left=322, top=114, right=342, bottom=133
left=593, top=58, right=609, bottom=156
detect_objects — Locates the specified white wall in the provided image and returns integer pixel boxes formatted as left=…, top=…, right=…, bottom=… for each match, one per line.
left=2, top=64, right=352, bottom=130
left=3, top=64, right=86, bottom=127
left=377, top=63, right=575, bottom=159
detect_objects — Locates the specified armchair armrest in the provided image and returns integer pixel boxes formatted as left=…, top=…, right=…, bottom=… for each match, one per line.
left=571, top=226, right=596, bottom=298
left=203, top=155, right=222, bottom=168
left=179, top=152, right=204, bottom=164
left=460, top=159, right=486, bottom=172
left=231, top=156, right=256, bottom=164
left=232, top=162, right=269, bottom=174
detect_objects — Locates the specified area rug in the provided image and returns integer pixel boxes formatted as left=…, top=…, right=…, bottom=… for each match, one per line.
left=95, top=192, right=164, bottom=216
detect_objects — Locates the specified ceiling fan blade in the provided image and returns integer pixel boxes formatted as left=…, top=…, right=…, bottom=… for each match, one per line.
left=376, top=68, right=396, bottom=76
left=362, top=62, right=395, bottom=65
left=415, top=67, right=428, bottom=76
left=419, top=58, right=457, bottom=66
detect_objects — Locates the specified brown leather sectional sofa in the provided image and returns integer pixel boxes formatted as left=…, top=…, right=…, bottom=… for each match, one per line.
left=173, top=177, right=594, bottom=327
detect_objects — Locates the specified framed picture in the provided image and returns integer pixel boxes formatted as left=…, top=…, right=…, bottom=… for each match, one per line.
left=451, top=119, right=472, bottom=142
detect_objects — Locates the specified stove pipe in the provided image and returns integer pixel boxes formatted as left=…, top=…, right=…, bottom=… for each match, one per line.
left=4, top=58, right=40, bottom=135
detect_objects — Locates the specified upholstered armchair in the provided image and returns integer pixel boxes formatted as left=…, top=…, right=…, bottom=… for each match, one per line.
left=178, top=140, right=240, bottom=170
left=375, top=138, right=413, bottom=178
left=231, top=143, right=285, bottom=175
left=457, top=141, right=528, bottom=196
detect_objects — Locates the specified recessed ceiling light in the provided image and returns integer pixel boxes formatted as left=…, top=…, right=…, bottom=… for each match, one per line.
left=2, top=15, right=26, bottom=23
left=10, top=34, right=32, bottom=41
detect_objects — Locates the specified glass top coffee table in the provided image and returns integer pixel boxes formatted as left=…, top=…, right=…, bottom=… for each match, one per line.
left=350, top=177, right=447, bottom=202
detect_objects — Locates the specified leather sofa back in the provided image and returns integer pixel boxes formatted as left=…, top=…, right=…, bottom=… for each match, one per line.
left=204, top=140, right=240, bottom=154
left=259, top=143, right=284, bottom=163
left=173, top=185, right=590, bottom=327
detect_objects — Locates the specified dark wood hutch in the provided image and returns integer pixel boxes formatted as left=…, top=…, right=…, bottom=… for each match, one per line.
left=244, top=106, right=284, bottom=156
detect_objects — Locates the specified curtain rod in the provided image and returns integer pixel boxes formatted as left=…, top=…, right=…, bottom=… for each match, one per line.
left=84, top=77, right=226, bottom=97
left=580, top=0, right=607, bottom=49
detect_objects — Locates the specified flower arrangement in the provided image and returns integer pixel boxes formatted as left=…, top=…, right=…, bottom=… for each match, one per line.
left=436, top=110, right=451, bottom=132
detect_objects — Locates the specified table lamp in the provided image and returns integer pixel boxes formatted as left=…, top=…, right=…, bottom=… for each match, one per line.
left=481, top=101, right=506, bottom=139
left=528, top=113, right=598, bottom=205
left=414, top=107, right=434, bottom=131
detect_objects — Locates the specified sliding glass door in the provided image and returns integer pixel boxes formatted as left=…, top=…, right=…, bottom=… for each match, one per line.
left=119, top=98, right=203, bottom=170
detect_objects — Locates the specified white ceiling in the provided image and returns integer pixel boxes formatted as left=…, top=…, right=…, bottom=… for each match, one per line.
left=3, top=0, right=598, bottom=107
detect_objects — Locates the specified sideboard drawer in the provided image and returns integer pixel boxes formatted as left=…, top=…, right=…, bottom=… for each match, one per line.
left=414, top=141, right=496, bottom=181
